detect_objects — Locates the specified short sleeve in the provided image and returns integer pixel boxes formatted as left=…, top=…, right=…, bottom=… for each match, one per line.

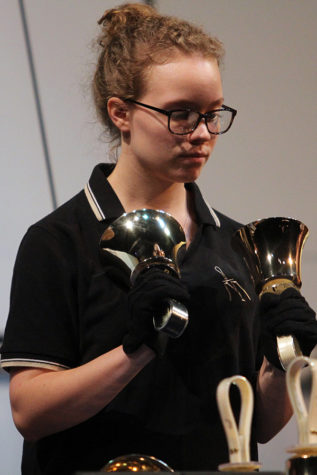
left=1, top=225, right=80, bottom=371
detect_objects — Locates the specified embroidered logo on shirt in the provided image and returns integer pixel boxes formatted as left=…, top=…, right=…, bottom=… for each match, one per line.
left=214, top=266, right=251, bottom=303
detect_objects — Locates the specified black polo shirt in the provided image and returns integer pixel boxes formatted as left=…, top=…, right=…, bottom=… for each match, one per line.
left=1, top=163, right=262, bottom=474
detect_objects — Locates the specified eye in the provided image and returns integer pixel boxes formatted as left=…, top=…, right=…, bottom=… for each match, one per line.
left=170, top=110, right=192, bottom=121
left=206, top=111, right=220, bottom=122
left=169, top=110, right=200, bottom=134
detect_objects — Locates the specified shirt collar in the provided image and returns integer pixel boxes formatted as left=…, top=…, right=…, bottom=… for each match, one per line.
left=185, top=182, right=221, bottom=227
left=85, top=163, right=221, bottom=228
left=84, top=163, right=124, bottom=222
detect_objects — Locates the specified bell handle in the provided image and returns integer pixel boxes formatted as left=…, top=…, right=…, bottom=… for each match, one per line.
left=276, top=335, right=302, bottom=371
left=216, top=375, right=253, bottom=464
left=287, top=356, right=317, bottom=448
left=132, top=264, right=188, bottom=339
left=260, top=279, right=303, bottom=371
left=153, top=298, right=188, bottom=338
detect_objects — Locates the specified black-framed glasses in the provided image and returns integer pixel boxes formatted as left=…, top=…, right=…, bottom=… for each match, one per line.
left=124, top=98, right=237, bottom=135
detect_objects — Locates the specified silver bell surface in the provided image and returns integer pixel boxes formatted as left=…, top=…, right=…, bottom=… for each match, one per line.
left=100, top=209, right=188, bottom=338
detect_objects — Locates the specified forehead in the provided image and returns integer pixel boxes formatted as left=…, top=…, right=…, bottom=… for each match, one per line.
left=141, top=54, right=223, bottom=107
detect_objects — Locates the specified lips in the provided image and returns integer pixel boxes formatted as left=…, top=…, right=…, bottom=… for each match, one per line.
left=180, top=148, right=210, bottom=158
left=183, top=153, right=208, bottom=158
left=180, top=152, right=209, bottom=160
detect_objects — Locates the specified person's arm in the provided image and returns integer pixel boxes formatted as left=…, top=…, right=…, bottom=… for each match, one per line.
left=255, top=288, right=317, bottom=443
left=255, top=356, right=293, bottom=443
left=9, top=344, right=154, bottom=442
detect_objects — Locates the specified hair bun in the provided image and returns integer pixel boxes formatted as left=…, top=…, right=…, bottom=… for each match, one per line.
left=97, top=3, right=157, bottom=47
left=98, top=3, right=156, bottom=27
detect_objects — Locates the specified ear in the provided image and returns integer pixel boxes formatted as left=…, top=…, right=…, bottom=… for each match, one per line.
left=107, top=97, right=130, bottom=133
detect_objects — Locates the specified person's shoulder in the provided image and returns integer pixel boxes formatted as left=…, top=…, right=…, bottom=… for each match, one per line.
left=19, top=190, right=88, bottom=255
left=26, top=189, right=93, bottom=241
left=36, top=190, right=86, bottom=228
left=29, top=161, right=115, bottom=236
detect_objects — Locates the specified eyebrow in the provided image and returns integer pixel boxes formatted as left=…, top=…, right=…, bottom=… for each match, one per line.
left=163, top=97, right=225, bottom=110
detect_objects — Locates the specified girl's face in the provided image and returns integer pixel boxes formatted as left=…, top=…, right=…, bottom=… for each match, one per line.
left=123, top=54, right=224, bottom=185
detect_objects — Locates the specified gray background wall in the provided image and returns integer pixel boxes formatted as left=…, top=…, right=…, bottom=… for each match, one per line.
left=1, top=1, right=316, bottom=473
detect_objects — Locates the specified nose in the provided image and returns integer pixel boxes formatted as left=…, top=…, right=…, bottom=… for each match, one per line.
left=188, top=118, right=212, bottom=141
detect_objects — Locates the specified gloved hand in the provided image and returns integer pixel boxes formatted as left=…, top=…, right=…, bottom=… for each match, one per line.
left=260, top=287, right=317, bottom=370
left=122, top=267, right=190, bottom=357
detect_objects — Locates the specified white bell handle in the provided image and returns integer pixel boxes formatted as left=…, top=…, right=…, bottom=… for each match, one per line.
left=286, top=356, right=317, bottom=447
left=216, top=375, right=253, bottom=464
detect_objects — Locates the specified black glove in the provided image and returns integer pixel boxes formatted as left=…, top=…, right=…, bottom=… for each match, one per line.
left=260, top=287, right=317, bottom=370
left=122, top=267, right=190, bottom=357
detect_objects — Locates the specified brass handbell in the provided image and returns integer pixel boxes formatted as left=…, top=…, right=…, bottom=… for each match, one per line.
left=233, top=217, right=309, bottom=370
left=285, top=356, right=317, bottom=474
left=100, top=209, right=188, bottom=338
left=102, top=453, right=174, bottom=472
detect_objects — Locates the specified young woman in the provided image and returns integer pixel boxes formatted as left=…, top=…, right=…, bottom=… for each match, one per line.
left=1, top=3, right=316, bottom=474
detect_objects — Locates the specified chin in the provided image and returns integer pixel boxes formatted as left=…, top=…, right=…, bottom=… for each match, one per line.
left=160, top=161, right=206, bottom=185
left=179, top=164, right=205, bottom=183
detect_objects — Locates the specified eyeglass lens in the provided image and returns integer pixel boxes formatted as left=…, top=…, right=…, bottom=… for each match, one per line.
left=169, top=109, right=233, bottom=135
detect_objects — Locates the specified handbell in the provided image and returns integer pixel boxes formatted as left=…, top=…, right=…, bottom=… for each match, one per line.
left=102, top=453, right=174, bottom=472
left=216, top=375, right=262, bottom=472
left=233, top=217, right=309, bottom=370
left=100, top=209, right=188, bottom=338
left=285, top=356, right=317, bottom=474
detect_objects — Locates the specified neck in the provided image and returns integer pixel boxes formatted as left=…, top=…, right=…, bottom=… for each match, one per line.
left=107, top=157, right=197, bottom=242
left=108, top=156, right=186, bottom=214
